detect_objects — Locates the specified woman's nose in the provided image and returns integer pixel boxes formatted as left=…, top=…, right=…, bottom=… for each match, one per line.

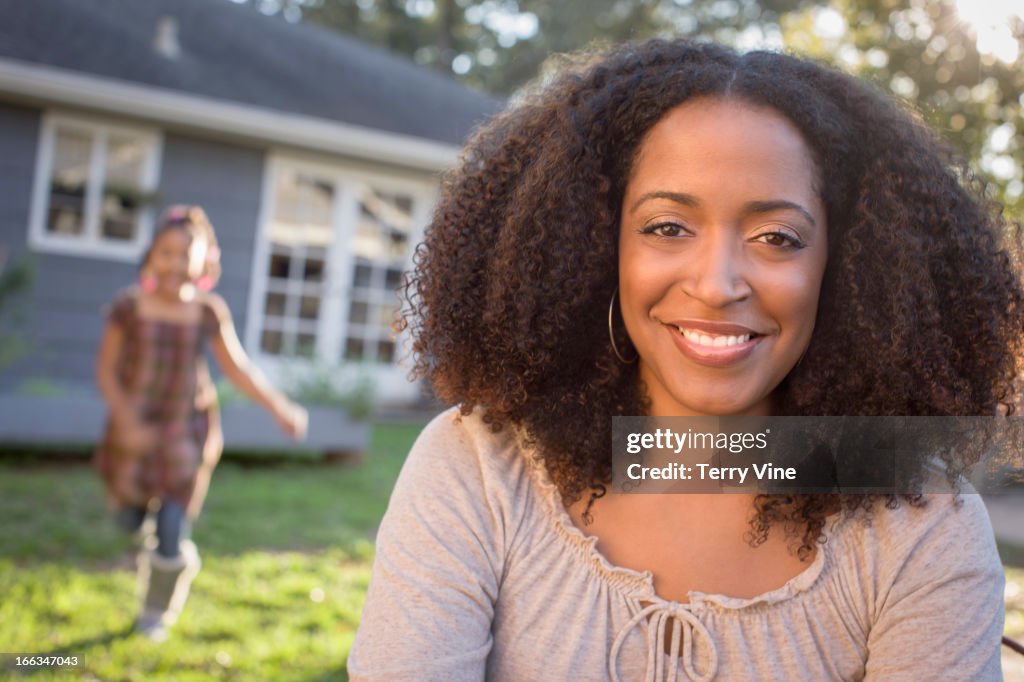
left=679, top=235, right=752, bottom=307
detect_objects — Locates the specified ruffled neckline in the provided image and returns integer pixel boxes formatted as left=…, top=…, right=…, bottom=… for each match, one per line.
left=520, top=437, right=840, bottom=612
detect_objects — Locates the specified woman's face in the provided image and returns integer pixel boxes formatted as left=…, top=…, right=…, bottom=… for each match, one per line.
left=618, top=97, right=828, bottom=417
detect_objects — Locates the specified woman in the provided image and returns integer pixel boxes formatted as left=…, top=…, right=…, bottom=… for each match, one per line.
left=349, top=40, right=1023, bottom=680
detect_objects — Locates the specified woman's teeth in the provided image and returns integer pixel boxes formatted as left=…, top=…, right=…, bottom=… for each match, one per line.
left=678, top=328, right=751, bottom=347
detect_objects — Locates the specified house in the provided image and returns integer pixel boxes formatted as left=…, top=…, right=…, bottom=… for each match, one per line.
left=0, top=0, right=500, bottom=432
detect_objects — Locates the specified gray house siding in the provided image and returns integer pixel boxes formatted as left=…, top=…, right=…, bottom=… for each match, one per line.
left=1, top=254, right=132, bottom=391
left=0, top=101, right=54, bottom=391
left=0, top=105, right=266, bottom=392
left=0, top=102, right=39, bottom=274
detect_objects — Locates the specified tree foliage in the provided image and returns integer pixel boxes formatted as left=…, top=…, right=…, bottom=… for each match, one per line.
left=234, top=0, right=1023, bottom=217
left=783, top=0, right=1023, bottom=217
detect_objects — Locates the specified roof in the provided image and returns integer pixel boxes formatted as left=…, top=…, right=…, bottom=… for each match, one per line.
left=0, top=0, right=502, bottom=146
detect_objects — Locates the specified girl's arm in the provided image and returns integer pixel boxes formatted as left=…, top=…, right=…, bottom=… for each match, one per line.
left=205, top=293, right=307, bottom=439
left=95, top=321, right=156, bottom=452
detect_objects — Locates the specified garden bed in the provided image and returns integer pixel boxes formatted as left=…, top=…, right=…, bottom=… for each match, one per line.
left=0, top=392, right=369, bottom=459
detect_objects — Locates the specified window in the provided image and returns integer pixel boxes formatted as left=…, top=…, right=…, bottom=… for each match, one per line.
left=258, top=171, right=335, bottom=358
left=29, top=113, right=162, bottom=260
left=246, top=158, right=432, bottom=373
left=343, top=186, right=413, bottom=363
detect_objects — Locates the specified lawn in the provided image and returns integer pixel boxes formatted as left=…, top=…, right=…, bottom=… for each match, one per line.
left=1005, top=546, right=1024, bottom=639
left=1, top=426, right=1023, bottom=680
left=0, top=422, right=422, bottom=681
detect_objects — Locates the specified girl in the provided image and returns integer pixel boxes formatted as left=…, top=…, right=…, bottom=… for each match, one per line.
left=94, top=205, right=307, bottom=641
left=349, top=41, right=1024, bottom=680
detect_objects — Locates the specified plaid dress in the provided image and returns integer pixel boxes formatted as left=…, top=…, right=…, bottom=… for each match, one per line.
left=94, top=289, right=222, bottom=516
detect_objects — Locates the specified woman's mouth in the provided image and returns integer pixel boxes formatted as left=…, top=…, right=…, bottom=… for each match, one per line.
left=678, top=328, right=753, bottom=347
left=665, top=323, right=764, bottom=367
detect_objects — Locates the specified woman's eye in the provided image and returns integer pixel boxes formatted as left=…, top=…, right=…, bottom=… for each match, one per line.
left=753, top=231, right=805, bottom=249
left=640, top=223, right=687, bottom=238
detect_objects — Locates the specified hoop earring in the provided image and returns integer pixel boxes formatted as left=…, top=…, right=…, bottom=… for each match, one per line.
left=608, top=287, right=637, bottom=364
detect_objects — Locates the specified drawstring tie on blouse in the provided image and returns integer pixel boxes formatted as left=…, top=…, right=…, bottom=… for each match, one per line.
left=609, top=601, right=719, bottom=682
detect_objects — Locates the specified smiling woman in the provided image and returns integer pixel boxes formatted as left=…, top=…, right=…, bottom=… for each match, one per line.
left=619, top=98, right=828, bottom=418
left=349, top=40, right=1024, bottom=681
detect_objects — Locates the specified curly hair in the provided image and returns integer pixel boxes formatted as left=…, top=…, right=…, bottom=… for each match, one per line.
left=401, top=39, right=1024, bottom=558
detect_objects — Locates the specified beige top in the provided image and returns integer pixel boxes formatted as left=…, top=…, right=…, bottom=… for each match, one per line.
left=349, top=409, right=1005, bottom=681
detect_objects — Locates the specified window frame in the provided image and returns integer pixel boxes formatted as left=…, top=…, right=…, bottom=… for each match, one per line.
left=245, top=152, right=436, bottom=399
left=27, top=111, right=163, bottom=261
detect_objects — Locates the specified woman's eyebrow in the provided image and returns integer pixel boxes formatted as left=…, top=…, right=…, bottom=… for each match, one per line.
left=629, top=190, right=699, bottom=213
left=744, top=200, right=818, bottom=228
left=629, top=191, right=817, bottom=227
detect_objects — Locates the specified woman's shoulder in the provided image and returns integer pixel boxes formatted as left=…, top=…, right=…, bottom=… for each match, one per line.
left=407, top=406, right=529, bottom=468
left=817, top=493, right=1001, bottom=641
left=834, top=493, right=1000, bottom=583
left=398, top=407, right=534, bottom=503
left=377, top=408, right=538, bottom=566
left=416, top=406, right=522, bottom=452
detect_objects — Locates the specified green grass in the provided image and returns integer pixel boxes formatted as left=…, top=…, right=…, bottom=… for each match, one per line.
left=999, top=541, right=1024, bottom=571
left=1008, top=567, right=1024, bottom=639
left=0, top=422, right=423, bottom=681
left=1004, top=543, right=1024, bottom=645
left=2, top=424, right=1023, bottom=679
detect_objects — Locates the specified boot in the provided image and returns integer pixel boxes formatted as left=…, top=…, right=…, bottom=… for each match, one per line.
left=135, top=540, right=201, bottom=642
left=132, top=515, right=156, bottom=549
left=115, top=504, right=155, bottom=548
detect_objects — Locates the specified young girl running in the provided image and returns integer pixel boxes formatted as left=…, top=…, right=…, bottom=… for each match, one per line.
left=94, top=205, right=307, bottom=641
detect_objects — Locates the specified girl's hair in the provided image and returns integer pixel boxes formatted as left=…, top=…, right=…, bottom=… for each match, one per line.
left=141, top=205, right=222, bottom=291
left=402, top=39, right=1024, bottom=556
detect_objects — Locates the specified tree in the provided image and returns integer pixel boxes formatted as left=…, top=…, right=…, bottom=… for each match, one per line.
left=230, top=0, right=1023, bottom=218
left=779, top=0, right=1023, bottom=217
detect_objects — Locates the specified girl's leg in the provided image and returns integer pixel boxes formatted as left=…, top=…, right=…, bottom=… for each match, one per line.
left=116, top=503, right=155, bottom=547
left=154, top=499, right=191, bottom=559
left=137, top=498, right=201, bottom=641
left=134, top=431, right=204, bottom=640
left=186, top=406, right=222, bottom=520
left=115, top=505, right=148, bottom=534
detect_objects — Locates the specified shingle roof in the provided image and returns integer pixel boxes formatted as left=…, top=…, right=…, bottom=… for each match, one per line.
left=0, top=0, right=502, bottom=145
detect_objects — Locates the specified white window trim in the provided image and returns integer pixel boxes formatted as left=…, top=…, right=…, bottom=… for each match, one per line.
left=245, top=153, right=437, bottom=401
left=27, top=111, right=163, bottom=261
